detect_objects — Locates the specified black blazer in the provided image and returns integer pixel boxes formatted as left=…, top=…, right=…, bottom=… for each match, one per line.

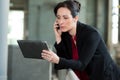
left=54, top=21, right=120, bottom=80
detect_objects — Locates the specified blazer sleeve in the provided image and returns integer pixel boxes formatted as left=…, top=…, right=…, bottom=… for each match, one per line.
left=54, top=41, right=67, bottom=58
left=54, top=31, right=101, bottom=71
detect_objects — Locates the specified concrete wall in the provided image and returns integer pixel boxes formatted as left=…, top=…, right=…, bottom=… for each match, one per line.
left=27, top=0, right=57, bottom=45
left=8, top=45, right=52, bottom=80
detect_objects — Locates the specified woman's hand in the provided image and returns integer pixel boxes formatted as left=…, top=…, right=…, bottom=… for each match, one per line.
left=54, top=20, right=62, bottom=44
left=41, top=50, right=60, bottom=64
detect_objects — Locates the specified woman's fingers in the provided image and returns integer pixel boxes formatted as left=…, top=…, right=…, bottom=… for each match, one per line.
left=41, top=50, right=59, bottom=64
left=42, top=50, right=51, bottom=58
left=41, top=50, right=52, bottom=61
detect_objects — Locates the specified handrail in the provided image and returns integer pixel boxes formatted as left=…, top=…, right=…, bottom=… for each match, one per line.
left=66, top=69, right=80, bottom=80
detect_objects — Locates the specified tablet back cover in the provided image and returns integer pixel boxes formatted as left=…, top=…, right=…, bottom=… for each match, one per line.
left=17, top=40, right=49, bottom=59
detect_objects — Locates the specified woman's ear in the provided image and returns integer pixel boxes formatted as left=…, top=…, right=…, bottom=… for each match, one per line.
left=74, top=16, right=79, bottom=22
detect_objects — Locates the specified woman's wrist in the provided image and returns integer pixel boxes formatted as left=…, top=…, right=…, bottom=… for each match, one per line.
left=55, top=56, right=60, bottom=64
left=56, top=37, right=61, bottom=44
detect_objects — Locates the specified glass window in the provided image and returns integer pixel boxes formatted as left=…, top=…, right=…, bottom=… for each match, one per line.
left=8, top=10, right=24, bottom=45
left=112, top=0, right=119, bottom=44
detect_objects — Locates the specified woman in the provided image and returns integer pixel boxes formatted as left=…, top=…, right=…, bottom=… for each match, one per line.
left=41, top=0, right=120, bottom=80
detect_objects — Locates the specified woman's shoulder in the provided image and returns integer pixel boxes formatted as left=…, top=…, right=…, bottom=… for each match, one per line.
left=77, top=21, right=100, bottom=36
left=77, top=21, right=98, bottom=32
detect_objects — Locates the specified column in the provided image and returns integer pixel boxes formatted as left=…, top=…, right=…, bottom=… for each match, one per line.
left=106, top=0, right=112, bottom=50
left=0, top=0, right=9, bottom=80
left=96, top=0, right=108, bottom=42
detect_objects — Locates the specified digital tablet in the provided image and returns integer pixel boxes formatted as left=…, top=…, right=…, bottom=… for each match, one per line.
left=17, top=40, right=49, bottom=59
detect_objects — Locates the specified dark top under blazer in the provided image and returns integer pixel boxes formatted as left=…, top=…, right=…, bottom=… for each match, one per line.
left=54, top=21, right=120, bottom=80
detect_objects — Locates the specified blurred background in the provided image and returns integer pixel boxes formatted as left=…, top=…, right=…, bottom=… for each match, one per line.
left=0, top=0, right=120, bottom=80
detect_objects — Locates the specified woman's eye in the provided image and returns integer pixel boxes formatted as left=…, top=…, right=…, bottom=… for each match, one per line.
left=64, top=17, right=68, bottom=19
left=57, top=17, right=60, bottom=19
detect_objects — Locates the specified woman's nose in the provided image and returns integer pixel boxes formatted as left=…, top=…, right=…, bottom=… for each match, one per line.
left=58, top=19, right=64, bottom=25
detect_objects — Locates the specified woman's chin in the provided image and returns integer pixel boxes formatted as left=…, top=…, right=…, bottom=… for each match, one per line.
left=61, top=29, right=68, bottom=32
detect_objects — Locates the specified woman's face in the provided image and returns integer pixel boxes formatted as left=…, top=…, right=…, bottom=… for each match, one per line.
left=56, top=7, right=77, bottom=32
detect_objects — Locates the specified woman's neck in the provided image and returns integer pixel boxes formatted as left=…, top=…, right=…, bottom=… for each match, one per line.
left=69, top=25, right=77, bottom=37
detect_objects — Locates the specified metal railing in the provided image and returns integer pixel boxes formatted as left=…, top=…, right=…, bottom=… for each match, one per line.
left=57, top=69, right=79, bottom=80
left=66, top=69, right=79, bottom=80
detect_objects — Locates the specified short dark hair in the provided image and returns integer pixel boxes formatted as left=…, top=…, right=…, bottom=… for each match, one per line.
left=54, top=0, right=81, bottom=18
